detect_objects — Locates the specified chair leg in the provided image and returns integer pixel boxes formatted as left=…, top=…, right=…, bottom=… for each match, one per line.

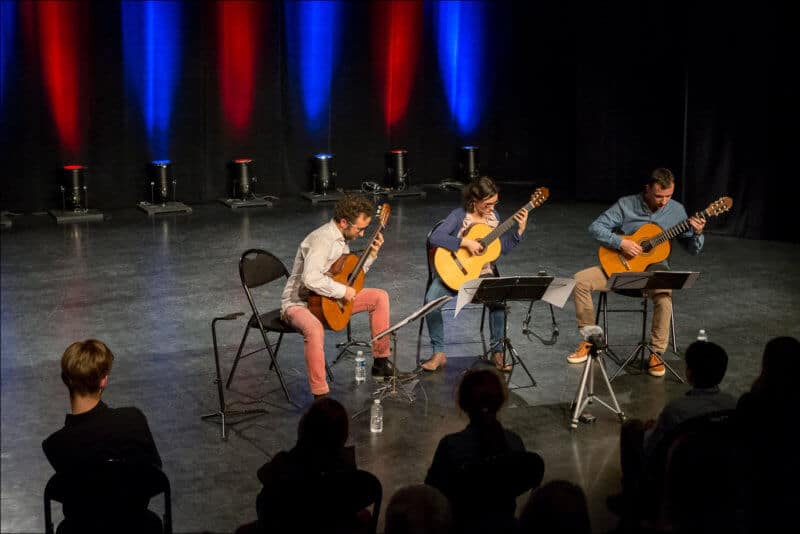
left=226, top=326, right=252, bottom=389
left=670, top=302, right=679, bottom=354
left=258, top=329, right=294, bottom=405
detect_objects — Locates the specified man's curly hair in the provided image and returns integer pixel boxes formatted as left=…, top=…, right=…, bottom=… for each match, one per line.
left=333, top=194, right=375, bottom=224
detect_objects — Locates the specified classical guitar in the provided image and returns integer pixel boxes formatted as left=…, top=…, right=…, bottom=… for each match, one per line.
left=598, top=196, right=733, bottom=276
left=433, top=187, right=550, bottom=291
left=307, top=203, right=391, bottom=331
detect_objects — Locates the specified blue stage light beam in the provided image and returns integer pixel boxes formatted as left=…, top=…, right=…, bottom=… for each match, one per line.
left=121, top=1, right=182, bottom=160
left=1, top=0, right=16, bottom=109
left=284, top=1, right=342, bottom=134
left=433, top=1, right=486, bottom=136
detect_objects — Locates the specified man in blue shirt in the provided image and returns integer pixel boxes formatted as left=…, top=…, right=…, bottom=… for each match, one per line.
left=567, top=168, right=706, bottom=376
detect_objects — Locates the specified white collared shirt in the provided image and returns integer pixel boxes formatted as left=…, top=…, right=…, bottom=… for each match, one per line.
left=280, top=220, right=375, bottom=312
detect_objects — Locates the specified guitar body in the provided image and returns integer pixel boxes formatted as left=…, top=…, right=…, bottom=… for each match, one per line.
left=307, top=254, right=367, bottom=332
left=598, top=223, right=672, bottom=276
left=433, top=223, right=502, bottom=290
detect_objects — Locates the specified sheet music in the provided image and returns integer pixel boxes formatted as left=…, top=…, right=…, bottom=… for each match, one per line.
left=454, top=276, right=575, bottom=315
left=541, top=277, right=576, bottom=308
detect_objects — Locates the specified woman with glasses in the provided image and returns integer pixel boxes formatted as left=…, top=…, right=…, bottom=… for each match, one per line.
left=421, top=177, right=528, bottom=372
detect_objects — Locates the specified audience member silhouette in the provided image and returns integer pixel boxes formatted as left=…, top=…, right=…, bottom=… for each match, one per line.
left=614, top=341, right=736, bottom=523
left=385, top=484, right=453, bottom=534
left=425, top=368, right=544, bottom=534
left=518, top=480, right=591, bottom=534
left=252, top=397, right=375, bottom=534
left=42, top=339, right=163, bottom=534
left=735, top=336, right=800, bottom=533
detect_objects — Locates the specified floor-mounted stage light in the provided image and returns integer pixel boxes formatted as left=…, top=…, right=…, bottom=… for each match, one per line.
left=219, top=158, right=277, bottom=209
left=138, top=160, right=192, bottom=216
left=383, top=149, right=426, bottom=199
left=459, top=145, right=480, bottom=182
left=440, top=145, right=480, bottom=191
left=301, top=153, right=343, bottom=204
left=48, top=165, right=105, bottom=223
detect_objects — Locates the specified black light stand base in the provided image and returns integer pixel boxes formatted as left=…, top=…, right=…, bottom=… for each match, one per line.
left=48, top=209, right=105, bottom=224
left=301, top=190, right=344, bottom=204
left=138, top=201, right=193, bottom=216
left=1, top=211, right=12, bottom=228
left=218, top=197, right=273, bottom=209
left=386, top=186, right=427, bottom=199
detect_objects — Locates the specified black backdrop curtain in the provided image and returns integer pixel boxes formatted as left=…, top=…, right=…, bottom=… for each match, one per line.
left=0, top=1, right=793, bottom=242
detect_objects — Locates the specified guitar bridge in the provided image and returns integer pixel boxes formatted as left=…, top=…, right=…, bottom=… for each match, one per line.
left=619, top=255, right=631, bottom=271
left=450, top=251, right=468, bottom=275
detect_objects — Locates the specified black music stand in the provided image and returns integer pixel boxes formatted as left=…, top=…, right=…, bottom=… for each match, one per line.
left=464, top=276, right=556, bottom=389
left=606, top=271, right=699, bottom=382
left=201, top=312, right=269, bottom=439
left=352, top=295, right=453, bottom=419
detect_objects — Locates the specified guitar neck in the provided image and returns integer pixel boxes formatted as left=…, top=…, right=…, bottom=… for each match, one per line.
left=480, top=201, right=534, bottom=245
left=347, top=225, right=381, bottom=285
left=646, top=207, right=711, bottom=248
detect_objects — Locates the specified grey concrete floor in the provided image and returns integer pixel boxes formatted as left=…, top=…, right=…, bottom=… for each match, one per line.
left=2, top=185, right=799, bottom=533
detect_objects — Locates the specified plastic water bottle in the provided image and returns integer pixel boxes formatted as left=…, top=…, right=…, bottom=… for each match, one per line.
left=697, top=329, right=708, bottom=342
left=354, top=351, right=366, bottom=384
left=369, top=399, right=383, bottom=433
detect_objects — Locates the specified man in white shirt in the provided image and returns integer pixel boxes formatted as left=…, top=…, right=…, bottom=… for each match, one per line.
left=281, top=194, right=398, bottom=398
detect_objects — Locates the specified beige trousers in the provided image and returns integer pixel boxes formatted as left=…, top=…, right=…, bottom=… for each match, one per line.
left=573, top=265, right=672, bottom=353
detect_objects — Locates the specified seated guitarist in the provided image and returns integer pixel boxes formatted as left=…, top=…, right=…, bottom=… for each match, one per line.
left=280, top=194, right=400, bottom=399
left=567, top=168, right=706, bottom=376
left=421, top=177, right=529, bottom=373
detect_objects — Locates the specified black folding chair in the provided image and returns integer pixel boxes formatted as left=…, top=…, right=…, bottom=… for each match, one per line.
left=226, top=249, right=333, bottom=406
left=44, top=459, right=172, bottom=534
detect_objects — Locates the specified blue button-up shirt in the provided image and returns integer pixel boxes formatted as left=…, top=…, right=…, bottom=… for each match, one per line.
left=588, top=193, right=704, bottom=255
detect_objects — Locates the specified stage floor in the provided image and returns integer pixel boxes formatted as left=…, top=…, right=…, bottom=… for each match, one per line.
left=3, top=185, right=799, bottom=533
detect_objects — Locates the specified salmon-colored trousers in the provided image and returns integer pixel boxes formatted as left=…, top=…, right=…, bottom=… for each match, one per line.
left=284, top=288, right=390, bottom=395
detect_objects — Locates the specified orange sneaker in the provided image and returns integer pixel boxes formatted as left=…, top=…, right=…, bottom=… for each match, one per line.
left=648, top=353, right=666, bottom=377
left=567, top=341, right=592, bottom=364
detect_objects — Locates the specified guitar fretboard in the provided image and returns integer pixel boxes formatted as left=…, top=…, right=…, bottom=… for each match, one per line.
left=479, top=201, right=535, bottom=246
left=644, top=208, right=710, bottom=250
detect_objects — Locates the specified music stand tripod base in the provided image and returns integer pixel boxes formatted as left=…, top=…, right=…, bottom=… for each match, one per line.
left=138, top=201, right=193, bottom=216
left=201, top=314, right=269, bottom=440
left=301, top=190, right=344, bottom=204
left=218, top=197, right=273, bottom=209
left=48, top=209, right=105, bottom=224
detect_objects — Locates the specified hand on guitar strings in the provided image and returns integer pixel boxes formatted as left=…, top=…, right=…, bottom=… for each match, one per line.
left=461, top=238, right=484, bottom=256
left=343, top=286, right=357, bottom=303
left=368, top=231, right=384, bottom=259
left=514, top=208, right=529, bottom=236
left=619, top=239, right=643, bottom=259
left=688, top=215, right=706, bottom=235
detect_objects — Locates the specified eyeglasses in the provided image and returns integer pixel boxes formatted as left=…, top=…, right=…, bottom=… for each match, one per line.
left=480, top=200, right=499, bottom=208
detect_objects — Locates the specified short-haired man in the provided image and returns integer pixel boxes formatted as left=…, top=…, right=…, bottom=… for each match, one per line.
left=613, top=340, right=736, bottom=517
left=567, top=168, right=707, bottom=376
left=42, top=339, right=162, bottom=531
left=281, top=194, right=401, bottom=398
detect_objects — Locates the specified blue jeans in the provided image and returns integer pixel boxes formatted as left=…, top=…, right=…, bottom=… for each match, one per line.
left=424, top=276, right=505, bottom=354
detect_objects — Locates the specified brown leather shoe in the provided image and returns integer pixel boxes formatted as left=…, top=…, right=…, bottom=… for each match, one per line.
left=421, top=352, right=447, bottom=372
left=493, top=352, right=512, bottom=372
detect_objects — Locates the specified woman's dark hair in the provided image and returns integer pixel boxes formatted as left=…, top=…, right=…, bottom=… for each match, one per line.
left=456, top=368, right=508, bottom=454
left=462, top=176, right=498, bottom=212
left=519, top=480, right=591, bottom=534
left=297, top=397, right=349, bottom=454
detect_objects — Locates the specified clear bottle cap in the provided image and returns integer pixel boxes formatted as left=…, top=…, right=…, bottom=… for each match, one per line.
left=374, top=399, right=380, bottom=404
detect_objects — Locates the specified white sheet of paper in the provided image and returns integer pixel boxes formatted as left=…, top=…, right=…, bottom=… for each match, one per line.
left=454, top=278, right=483, bottom=316
left=541, top=277, right=576, bottom=308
